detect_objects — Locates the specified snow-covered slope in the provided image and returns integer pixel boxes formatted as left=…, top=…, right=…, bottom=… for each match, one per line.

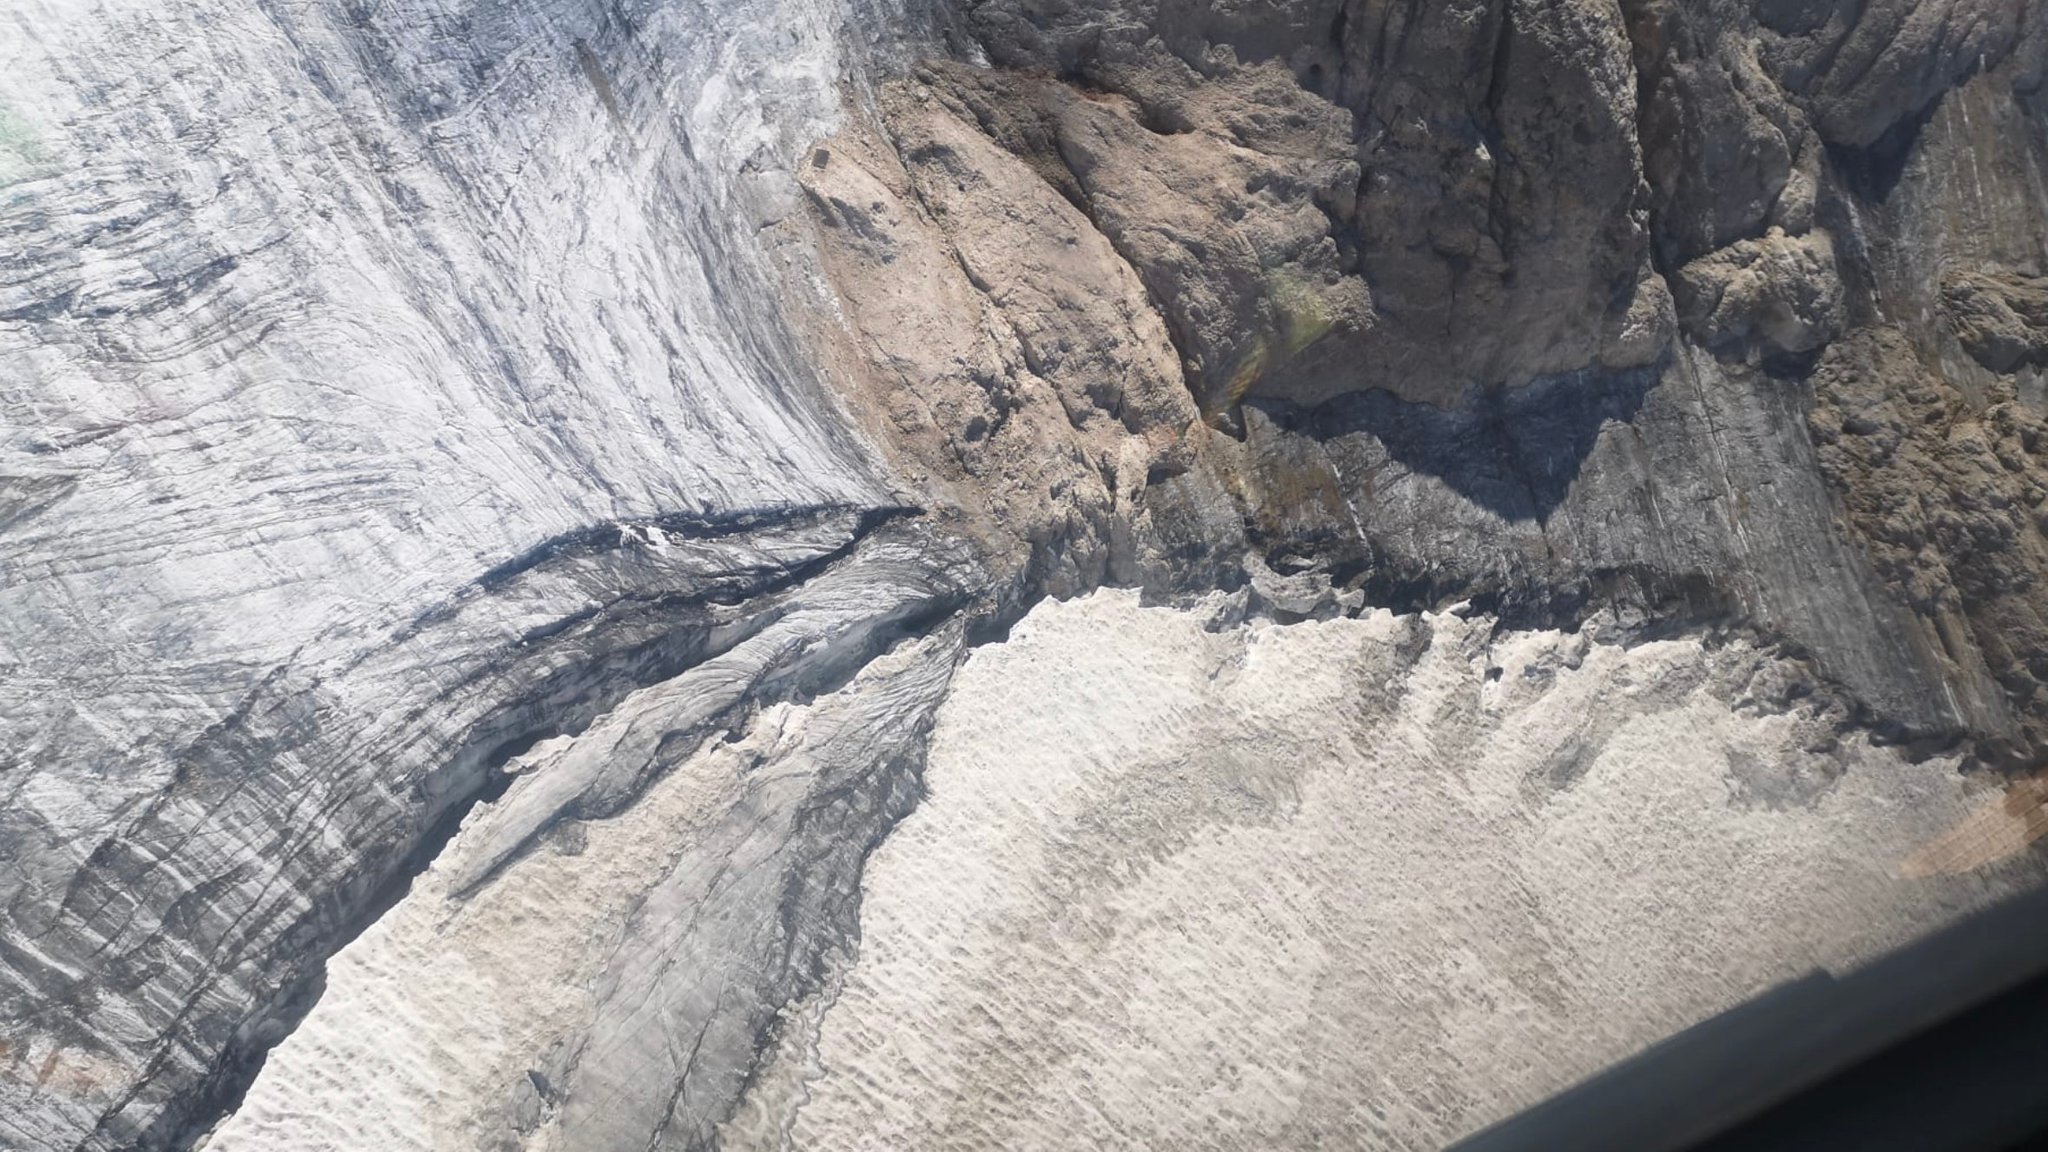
left=212, top=591, right=2046, bottom=1152
left=756, top=592, right=2046, bottom=1151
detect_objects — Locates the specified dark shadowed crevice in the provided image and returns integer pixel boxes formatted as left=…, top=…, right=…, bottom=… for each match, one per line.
left=1826, top=94, right=1946, bottom=205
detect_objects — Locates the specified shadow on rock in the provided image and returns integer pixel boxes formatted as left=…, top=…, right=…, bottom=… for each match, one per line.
left=1249, top=362, right=1665, bottom=523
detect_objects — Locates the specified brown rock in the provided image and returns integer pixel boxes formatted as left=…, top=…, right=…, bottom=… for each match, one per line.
left=1672, top=228, right=1844, bottom=359
left=1809, top=328, right=2048, bottom=764
left=795, top=75, right=1250, bottom=605
left=1943, top=268, right=2048, bottom=374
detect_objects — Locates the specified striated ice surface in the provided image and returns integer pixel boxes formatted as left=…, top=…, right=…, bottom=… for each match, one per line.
left=0, top=0, right=933, bottom=1145
left=207, top=624, right=964, bottom=1152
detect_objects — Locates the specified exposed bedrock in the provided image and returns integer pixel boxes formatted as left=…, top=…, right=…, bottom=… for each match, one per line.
left=798, top=0, right=2048, bottom=762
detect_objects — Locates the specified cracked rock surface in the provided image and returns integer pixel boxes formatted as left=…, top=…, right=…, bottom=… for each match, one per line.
left=801, top=0, right=2048, bottom=762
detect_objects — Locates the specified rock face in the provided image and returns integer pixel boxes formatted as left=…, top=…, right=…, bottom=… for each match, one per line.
left=799, top=0, right=2048, bottom=759
left=942, top=0, right=1670, bottom=407
left=3, top=0, right=2048, bottom=1149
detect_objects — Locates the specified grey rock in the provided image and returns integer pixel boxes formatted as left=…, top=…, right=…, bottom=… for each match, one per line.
left=1756, top=0, right=2027, bottom=149
left=1625, top=0, right=1816, bottom=266
left=442, top=523, right=975, bottom=895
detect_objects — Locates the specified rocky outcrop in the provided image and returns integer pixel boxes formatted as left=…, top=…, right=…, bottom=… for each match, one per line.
left=1672, top=228, right=1843, bottom=359
left=792, top=0, right=2048, bottom=761
left=1945, top=268, right=2048, bottom=374
left=1810, top=329, right=2048, bottom=767
left=1756, top=0, right=2029, bottom=150
left=791, top=77, right=1250, bottom=606
left=919, top=0, right=1672, bottom=407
